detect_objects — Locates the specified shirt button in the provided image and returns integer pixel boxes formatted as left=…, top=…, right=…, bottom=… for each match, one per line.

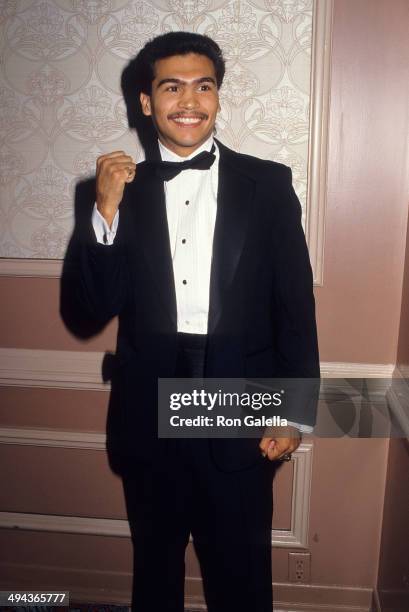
left=185, top=200, right=189, bottom=205
left=182, top=279, right=187, bottom=285
left=182, top=238, right=186, bottom=244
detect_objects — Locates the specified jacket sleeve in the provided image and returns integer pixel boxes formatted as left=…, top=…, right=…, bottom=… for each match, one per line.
left=271, top=166, right=320, bottom=425
left=60, top=185, right=130, bottom=335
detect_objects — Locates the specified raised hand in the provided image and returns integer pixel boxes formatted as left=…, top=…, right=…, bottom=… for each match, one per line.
left=96, top=151, right=136, bottom=227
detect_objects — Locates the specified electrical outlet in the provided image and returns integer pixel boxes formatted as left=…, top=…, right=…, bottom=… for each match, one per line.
left=288, top=552, right=311, bottom=583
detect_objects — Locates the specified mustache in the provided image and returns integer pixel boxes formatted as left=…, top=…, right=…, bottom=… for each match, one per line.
left=168, top=112, right=208, bottom=119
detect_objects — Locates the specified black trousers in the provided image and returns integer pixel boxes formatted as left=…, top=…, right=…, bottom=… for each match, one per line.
left=122, top=333, right=276, bottom=612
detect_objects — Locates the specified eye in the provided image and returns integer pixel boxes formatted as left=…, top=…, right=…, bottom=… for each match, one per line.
left=198, top=84, right=211, bottom=91
left=166, top=85, right=179, bottom=92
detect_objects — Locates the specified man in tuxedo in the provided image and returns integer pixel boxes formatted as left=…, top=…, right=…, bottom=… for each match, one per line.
left=62, top=31, right=319, bottom=612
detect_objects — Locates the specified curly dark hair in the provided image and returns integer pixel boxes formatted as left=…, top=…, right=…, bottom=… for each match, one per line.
left=129, top=31, right=225, bottom=95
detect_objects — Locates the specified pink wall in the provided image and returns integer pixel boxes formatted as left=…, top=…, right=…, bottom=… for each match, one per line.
left=1, top=0, right=409, bottom=606
left=0, top=277, right=117, bottom=351
left=315, top=0, right=409, bottom=364
left=377, top=100, right=409, bottom=608
left=376, top=438, right=409, bottom=610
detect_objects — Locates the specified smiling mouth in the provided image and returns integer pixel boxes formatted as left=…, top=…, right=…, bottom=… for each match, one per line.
left=169, top=114, right=207, bottom=126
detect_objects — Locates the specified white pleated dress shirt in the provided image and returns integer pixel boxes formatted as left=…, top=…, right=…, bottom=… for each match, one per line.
left=92, top=135, right=311, bottom=433
left=93, top=134, right=217, bottom=334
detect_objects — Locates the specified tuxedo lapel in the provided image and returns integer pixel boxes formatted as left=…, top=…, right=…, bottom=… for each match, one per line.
left=208, top=141, right=255, bottom=334
left=128, top=167, right=177, bottom=327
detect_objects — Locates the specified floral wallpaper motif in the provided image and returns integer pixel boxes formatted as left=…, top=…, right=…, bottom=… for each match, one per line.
left=0, top=0, right=312, bottom=259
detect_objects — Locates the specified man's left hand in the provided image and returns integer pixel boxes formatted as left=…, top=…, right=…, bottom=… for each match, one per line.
left=259, top=426, right=301, bottom=461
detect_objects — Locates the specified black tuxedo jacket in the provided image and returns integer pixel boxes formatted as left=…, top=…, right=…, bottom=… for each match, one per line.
left=61, top=138, right=320, bottom=472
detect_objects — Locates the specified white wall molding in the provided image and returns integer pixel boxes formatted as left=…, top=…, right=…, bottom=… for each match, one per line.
left=0, top=347, right=402, bottom=437
left=0, top=347, right=396, bottom=390
left=0, top=511, right=130, bottom=538
left=0, top=425, right=311, bottom=549
left=320, top=361, right=394, bottom=378
left=307, top=0, right=334, bottom=285
left=0, top=348, right=108, bottom=390
left=272, top=442, right=313, bottom=548
left=0, top=426, right=106, bottom=450
left=0, top=258, right=62, bottom=278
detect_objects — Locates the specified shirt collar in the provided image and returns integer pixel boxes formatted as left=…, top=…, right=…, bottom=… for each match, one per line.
left=158, top=134, right=215, bottom=162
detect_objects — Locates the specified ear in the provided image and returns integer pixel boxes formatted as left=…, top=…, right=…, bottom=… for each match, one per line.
left=140, top=92, right=152, bottom=116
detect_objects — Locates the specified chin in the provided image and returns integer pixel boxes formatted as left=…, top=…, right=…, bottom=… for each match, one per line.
left=175, top=132, right=211, bottom=147
left=180, top=137, right=205, bottom=147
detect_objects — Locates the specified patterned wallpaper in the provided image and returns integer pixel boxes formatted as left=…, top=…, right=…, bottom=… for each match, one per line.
left=0, top=0, right=312, bottom=259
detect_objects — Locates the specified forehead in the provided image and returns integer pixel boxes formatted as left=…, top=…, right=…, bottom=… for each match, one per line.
left=153, top=53, right=216, bottom=80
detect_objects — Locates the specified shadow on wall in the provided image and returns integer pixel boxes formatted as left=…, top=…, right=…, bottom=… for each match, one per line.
left=59, top=55, right=159, bottom=476
left=60, top=52, right=159, bottom=334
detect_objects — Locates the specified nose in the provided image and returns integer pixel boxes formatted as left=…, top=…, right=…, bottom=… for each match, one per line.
left=177, top=85, right=199, bottom=110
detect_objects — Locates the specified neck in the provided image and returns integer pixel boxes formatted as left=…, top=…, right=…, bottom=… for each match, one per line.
left=157, top=135, right=213, bottom=158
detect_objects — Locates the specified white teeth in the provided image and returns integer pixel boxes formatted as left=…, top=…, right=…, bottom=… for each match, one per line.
left=173, top=117, right=202, bottom=124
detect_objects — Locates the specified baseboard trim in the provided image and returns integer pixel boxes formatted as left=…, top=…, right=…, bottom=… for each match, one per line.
left=374, top=586, right=409, bottom=612
left=372, top=587, right=381, bottom=612
left=185, top=578, right=373, bottom=612
left=0, top=562, right=132, bottom=605
left=273, top=581, right=372, bottom=612
left=0, top=565, right=374, bottom=612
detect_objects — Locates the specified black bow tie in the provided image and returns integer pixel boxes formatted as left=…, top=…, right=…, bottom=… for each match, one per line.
left=151, top=144, right=216, bottom=181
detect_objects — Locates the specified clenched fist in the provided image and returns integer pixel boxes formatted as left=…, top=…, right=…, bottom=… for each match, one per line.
left=259, top=425, right=301, bottom=461
left=96, top=151, right=136, bottom=227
